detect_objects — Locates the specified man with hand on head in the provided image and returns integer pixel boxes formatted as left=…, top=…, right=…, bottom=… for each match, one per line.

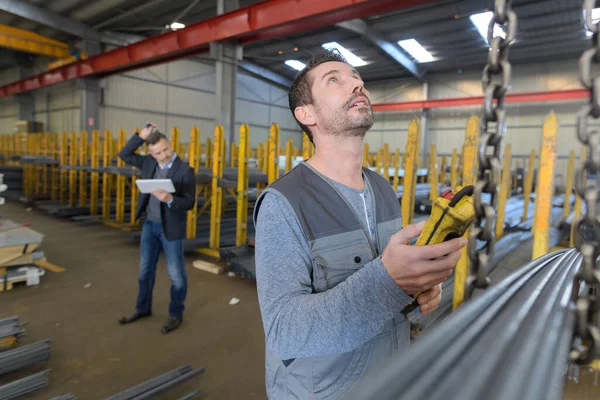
left=253, top=49, right=466, bottom=399
left=117, top=123, right=196, bottom=334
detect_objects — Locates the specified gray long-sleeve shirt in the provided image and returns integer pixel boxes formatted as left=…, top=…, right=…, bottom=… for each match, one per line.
left=255, top=175, right=412, bottom=360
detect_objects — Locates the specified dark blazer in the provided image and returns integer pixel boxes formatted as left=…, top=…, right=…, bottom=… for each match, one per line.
left=118, top=134, right=196, bottom=241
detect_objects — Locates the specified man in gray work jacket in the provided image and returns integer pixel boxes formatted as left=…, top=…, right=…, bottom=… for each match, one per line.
left=253, top=49, right=466, bottom=399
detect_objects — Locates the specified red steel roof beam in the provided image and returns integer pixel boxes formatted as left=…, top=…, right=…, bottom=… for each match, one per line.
left=0, top=0, right=439, bottom=98
left=239, top=0, right=435, bottom=44
left=371, top=89, right=590, bottom=111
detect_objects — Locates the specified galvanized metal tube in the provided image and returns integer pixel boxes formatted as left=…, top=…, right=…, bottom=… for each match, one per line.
left=49, top=394, right=77, bottom=400
left=105, top=365, right=192, bottom=400
left=0, top=370, right=49, bottom=400
left=177, top=390, right=201, bottom=400
left=129, top=367, right=205, bottom=400
left=0, top=340, right=51, bottom=376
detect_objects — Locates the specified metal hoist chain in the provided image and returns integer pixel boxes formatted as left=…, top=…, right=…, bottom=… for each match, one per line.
left=570, top=0, right=600, bottom=366
left=466, top=0, right=517, bottom=297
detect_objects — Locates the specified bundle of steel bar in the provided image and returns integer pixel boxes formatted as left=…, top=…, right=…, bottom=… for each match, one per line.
left=0, top=316, right=26, bottom=351
left=0, top=369, right=50, bottom=400
left=348, top=249, right=581, bottom=400
left=219, top=194, right=541, bottom=281
left=0, top=340, right=51, bottom=376
left=130, top=211, right=256, bottom=248
left=105, top=365, right=204, bottom=400
left=177, top=390, right=201, bottom=400
left=395, top=183, right=436, bottom=202
left=35, top=200, right=133, bottom=219
left=49, top=394, right=77, bottom=400
left=408, top=227, right=561, bottom=332
left=408, top=196, right=565, bottom=332
left=19, top=156, right=58, bottom=165
left=220, top=245, right=256, bottom=279
left=92, top=165, right=269, bottom=186
left=25, top=163, right=264, bottom=221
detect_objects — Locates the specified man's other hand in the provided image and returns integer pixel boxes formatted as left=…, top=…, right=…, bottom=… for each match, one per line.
left=140, top=122, right=156, bottom=140
left=417, top=284, right=442, bottom=316
left=151, top=188, right=173, bottom=204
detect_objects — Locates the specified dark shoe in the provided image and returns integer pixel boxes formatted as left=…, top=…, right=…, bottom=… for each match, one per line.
left=161, top=316, right=182, bottom=334
left=118, top=310, right=152, bottom=325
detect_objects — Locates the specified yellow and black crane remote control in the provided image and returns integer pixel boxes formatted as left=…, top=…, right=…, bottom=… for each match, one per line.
left=401, top=185, right=475, bottom=315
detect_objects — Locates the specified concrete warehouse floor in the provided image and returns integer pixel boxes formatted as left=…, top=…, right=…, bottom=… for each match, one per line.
left=0, top=201, right=266, bottom=399
left=0, top=201, right=598, bottom=399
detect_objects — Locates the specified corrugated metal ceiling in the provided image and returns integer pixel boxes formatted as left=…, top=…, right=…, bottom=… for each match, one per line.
left=244, top=0, right=588, bottom=82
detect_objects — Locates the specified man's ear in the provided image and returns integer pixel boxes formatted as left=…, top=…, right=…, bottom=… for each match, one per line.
left=294, top=105, right=316, bottom=128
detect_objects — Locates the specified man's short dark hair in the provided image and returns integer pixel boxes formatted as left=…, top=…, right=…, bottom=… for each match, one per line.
left=288, top=48, right=349, bottom=144
left=146, top=130, right=168, bottom=146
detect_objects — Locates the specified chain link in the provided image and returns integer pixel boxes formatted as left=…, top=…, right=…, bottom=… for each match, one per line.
left=466, top=0, right=517, bottom=296
left=570, top=0, right=600, bottom=366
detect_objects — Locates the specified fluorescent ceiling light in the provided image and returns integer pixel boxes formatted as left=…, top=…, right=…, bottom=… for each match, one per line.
left=398, top=39, right=434, bottom=63
left=322, top=42, right=367, bottom=67
left=469, top=11, right=506, bottom=43
left=166, top=22, right=186, bottom=30
left=285, top=60, right=306, bottom=71
left=585, top=8, right=600, bottom=36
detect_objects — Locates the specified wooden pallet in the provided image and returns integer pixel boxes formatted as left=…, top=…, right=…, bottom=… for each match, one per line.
left=0, top=266, right=43, bottom=292
left=193, top=259, right=225, bottom=275
left=0, top=275, right=32, bottom=292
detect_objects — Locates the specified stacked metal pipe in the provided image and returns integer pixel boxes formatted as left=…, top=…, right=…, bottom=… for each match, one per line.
left=105, top=365, right=204, bottom=400
left=221, top=194, right=562, bottom=283
left=177, top=390, right=201, bottom=400
left=49, top=394, right=77, bottom=400
left=408, top=195, right=564, bottom=332
left=20, top=156, right=58, bottom=165
left=0, top=370, right=50, bottom=400
left=349, top=249, right=581, bottom=400
left=0, top=340, right=51, bottom=376
left=96, top=165, right=269, bottom=186
left=0, top=316, right=26, bottom=351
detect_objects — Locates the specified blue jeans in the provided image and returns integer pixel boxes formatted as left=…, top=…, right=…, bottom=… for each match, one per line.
left=136, top=220, right=187, bottom=318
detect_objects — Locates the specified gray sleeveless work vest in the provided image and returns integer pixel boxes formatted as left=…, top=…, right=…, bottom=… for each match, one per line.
left=253, top=162, right=410, bottom=399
